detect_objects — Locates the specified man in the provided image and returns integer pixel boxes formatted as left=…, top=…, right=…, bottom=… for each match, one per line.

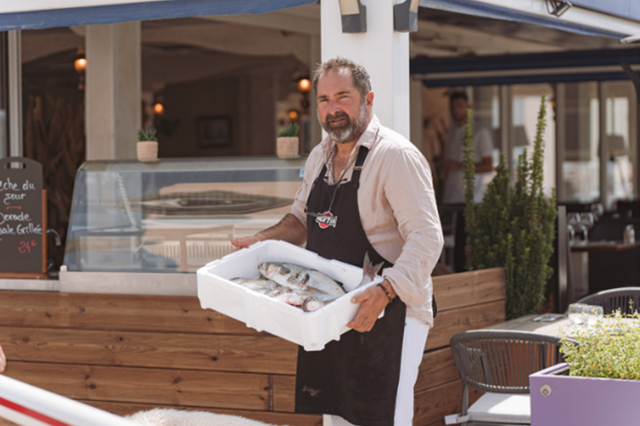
left=231, top=58, right=443, bottom=426
left=441, top=91, right=494, bottom=204
left=0, top=345, right=5, bottom=373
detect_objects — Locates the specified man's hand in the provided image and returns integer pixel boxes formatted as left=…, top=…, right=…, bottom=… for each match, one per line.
left=347, top=283, right=392, bottom=332
left=230, top=236, right=260, bottom=252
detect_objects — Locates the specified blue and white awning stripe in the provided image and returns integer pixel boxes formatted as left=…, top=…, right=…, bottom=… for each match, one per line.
left=419, top=0, right=640, bottom=39
left=0, top=0, right=317, bottom=31
left=570, top=0, right=640, bottom=23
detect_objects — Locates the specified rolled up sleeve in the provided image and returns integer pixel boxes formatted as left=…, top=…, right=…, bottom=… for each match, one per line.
left=381, top=148, right=444, bottom=307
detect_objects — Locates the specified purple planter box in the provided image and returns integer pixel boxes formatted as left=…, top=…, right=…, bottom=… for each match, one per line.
left=530, top=363, right=640, bottom=426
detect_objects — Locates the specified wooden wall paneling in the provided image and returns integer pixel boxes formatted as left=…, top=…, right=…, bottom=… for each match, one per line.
left=84, top=400, right=323, bottom=426
left=0, top=292, right=257, bottom=335
left=426, top=300, right=506, bottom=351
left=432, top=268, right=505, bottom=312
left=4, top=362, right=270, bottom=411
left=271, top=375, right=296, bottom=413
left=415, top=347, right=459, bottom=392
left=0, top=327, right=297, bottom=375
left=413, top=381, right=483, bottom=426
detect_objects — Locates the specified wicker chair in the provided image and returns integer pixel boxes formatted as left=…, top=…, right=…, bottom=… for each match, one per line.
left=574, top=287, right=640, bottom=315
left=445, top=330, right=574, bottom=425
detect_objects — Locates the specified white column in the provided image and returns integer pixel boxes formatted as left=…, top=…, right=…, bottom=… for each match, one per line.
left=320, top=0, right=410, bottom=139
left=86, top=22, right=141, bottom=160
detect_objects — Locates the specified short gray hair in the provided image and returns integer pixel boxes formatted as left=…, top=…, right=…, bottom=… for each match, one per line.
left=312, top=57, right=371, bottom=101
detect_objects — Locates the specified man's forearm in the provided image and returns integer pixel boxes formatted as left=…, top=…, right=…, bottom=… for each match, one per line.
left=255, top=213, right=307, bottom=246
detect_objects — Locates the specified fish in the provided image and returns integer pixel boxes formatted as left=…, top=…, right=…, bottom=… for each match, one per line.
left=257, top=262, right=346, bottom=297
left=230, top=277, right=279, bottom=294
left=359, top=252, right=385, bottom=287
left=258, top=252, right=384, bottom=296
left=230, top=277, right=326, bottom=312
left=232, top=253, right=385, bottom=314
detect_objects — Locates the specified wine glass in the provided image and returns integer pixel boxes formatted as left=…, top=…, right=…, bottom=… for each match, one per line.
left=568, top=303, right=588, bottom=325
left=580, top=212, right=595, bottom=243
left=585, top=305, right=604, bottom=326
left=567, top=213, right=581, bottom=243
left=590, top=203, right=604, bottom=221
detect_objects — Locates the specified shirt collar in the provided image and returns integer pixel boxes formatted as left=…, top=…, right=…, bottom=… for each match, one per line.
left=320, top=114, right=381, bottom=162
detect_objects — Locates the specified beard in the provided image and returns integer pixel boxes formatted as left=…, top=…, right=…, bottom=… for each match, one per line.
left=319, top=102, right=369, bottom=144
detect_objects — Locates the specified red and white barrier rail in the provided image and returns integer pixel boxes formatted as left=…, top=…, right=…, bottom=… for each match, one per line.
left=0, top=375, right=139, bottom=426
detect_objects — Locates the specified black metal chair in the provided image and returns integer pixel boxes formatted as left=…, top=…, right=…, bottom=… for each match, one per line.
left=574, top=287, right=640, bottom=315
left=446, top=330, right=574, bottom=425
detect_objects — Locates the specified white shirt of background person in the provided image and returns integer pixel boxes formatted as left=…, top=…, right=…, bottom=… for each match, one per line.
left=441, top=92, right=494, bottom=204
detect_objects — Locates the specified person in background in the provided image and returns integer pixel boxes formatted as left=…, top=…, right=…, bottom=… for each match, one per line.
left=441, top=91, right=494, bottom=272
left=232, top=57, right=443, bottom=426
left=441, top=91, right=494, bottom=204
left=0, top=345, right=5, bottom=372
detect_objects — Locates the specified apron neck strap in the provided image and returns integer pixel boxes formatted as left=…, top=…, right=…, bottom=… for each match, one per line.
left=351, top=146, right=370, bottom=183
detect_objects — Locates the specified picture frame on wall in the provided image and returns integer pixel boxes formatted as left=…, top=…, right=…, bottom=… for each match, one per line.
left=197, top=116, right=231, bottom=148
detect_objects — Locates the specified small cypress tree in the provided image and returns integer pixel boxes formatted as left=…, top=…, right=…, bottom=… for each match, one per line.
left=463, top=95, right=557, bottom=319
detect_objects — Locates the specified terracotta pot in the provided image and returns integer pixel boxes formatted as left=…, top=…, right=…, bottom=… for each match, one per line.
left=137, top=141, right=159, bottom=162
left=276, top=137, right=300, bottom=159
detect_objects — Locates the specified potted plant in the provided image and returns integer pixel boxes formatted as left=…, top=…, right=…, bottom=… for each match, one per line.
left=276, top=123, right=300, bottom=159
left=137, top=127, right=159, bottom=162
left=463, top=96, right=556, bottom=319
left=529, top=311, right=640, bottom=425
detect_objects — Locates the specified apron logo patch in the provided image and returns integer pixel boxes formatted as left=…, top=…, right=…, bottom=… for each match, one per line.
left=316, top=211, right=337, bottom=229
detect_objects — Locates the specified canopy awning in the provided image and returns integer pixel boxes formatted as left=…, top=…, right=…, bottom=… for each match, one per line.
left=419, top=0, right=640, bottom=40
left=411, top=48, right=640, bottom=87
left=570, top=0, right=640, bottom=22
left=0, top=0, right=317, bottom=31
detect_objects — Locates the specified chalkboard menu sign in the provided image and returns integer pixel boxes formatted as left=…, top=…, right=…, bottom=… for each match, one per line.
left=0, top=157, right=47, bottom=278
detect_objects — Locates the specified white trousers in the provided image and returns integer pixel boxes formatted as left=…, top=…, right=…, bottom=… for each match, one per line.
left=323, top=316, right=430, bottom=426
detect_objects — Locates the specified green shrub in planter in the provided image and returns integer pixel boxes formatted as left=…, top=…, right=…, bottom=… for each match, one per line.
left=560, top=309, right=640, bottom=380
left=463, top=96, right=556, bottom=319
left=277, top=123, right=299, bottom=138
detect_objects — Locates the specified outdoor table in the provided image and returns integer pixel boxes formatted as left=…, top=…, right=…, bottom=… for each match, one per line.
left=569, top=240, right=640, bottom=303
left=485, top=314, right=569, bottom=337
left=485, top=313, right=637, bottom=338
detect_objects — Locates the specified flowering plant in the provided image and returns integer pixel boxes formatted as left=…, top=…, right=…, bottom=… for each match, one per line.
left=560, top=309, right=640, bottom=380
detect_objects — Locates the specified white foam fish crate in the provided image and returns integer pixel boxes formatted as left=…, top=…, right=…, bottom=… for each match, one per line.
left=197, top=240, right=384, bottom=351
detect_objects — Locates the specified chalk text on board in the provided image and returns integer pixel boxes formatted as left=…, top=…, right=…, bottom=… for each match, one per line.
left=0, top=212, right=32, bottom=225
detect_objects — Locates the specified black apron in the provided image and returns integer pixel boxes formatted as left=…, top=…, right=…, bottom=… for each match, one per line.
left=295, top=146, right=407, bottom=426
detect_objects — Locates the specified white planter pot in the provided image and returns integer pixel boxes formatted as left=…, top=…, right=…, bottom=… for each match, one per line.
left=276, top=137, right=300, bottom=159
left=137, top=141, right=159, bottom=162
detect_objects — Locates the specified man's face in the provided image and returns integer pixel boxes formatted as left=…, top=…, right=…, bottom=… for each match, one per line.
left=316, top=70, right=372, bottom=144
left=450, top=97, right=469, bottom=124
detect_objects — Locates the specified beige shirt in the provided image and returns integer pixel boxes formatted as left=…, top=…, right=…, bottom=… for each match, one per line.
left=291, top=115, right=444, bottom=326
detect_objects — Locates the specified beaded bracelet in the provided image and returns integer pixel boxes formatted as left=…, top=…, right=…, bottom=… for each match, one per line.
left=377, top=283, right=393, bottom=304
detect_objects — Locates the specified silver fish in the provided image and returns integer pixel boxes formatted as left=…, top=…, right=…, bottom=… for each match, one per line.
left=257, top=262, right=346, bottom=297
left=258, top=252, right=384, bottom=296
left=230, top=278, right=279, bottom=294
left=265, top=287, right=326, bottom=312
left=231, top=277, right=325, bottom=312
left=358, top=252, right=384, bottom=287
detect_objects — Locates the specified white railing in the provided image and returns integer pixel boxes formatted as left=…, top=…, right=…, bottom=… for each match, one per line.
left=0, top=375, right=139, bottom=426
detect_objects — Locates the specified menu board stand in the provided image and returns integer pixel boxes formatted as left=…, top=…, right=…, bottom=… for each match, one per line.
left=0, top=158, right=48, bottom=279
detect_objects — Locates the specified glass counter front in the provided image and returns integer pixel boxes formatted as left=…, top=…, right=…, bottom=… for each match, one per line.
left=63, top=157, right=306, bottom=273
